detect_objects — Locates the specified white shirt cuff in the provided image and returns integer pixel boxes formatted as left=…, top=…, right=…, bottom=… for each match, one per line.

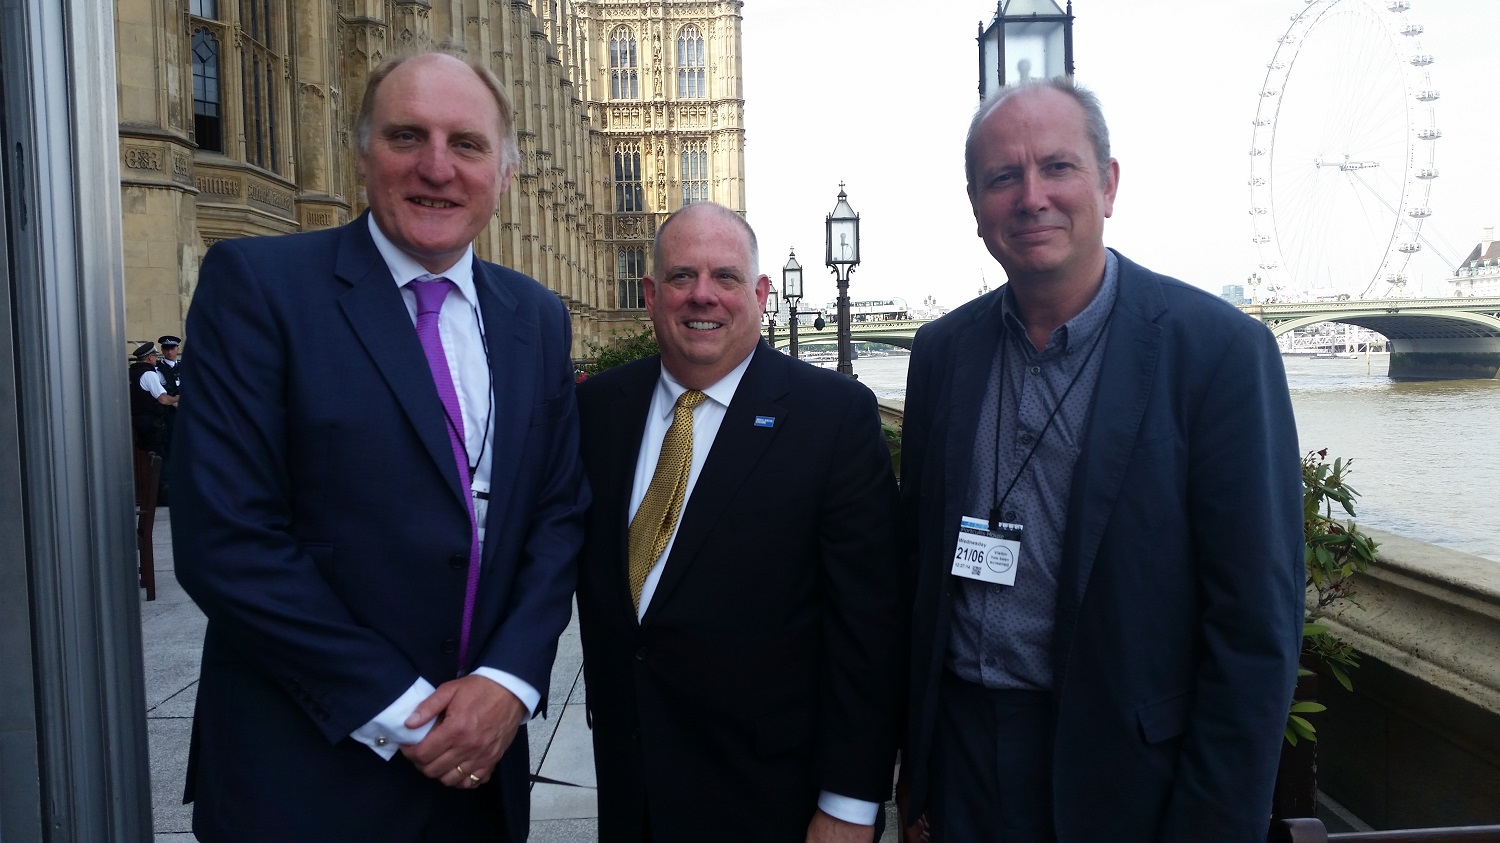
left=818, top=791, right=879, bottom=826
left=470, top=667, right=539, bottom=723
left=350, top=677, right=438, bottom=760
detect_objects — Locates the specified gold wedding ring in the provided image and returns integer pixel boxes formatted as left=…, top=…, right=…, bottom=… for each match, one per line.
left=468, top=773, right=482, bottom=785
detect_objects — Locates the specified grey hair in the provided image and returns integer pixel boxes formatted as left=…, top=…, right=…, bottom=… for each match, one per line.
left=652, top=202, right=760, bottom=278
left=964, top=77, right=1112, bottom=191
left=354, top=50, right=522, bottom=177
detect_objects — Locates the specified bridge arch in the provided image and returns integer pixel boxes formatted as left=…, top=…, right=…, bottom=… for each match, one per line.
left=1246, top=297, right=1500, bottom=379
left=1266, top=310, right=1500, bottom=341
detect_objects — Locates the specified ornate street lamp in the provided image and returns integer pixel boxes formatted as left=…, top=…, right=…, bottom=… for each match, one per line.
left=978, top=0, right=1075, bottom=100
left=782, top=249, right=803, bottom=359
left=764, top=286, right=779, bottom=348
left=825, top=184, right=860, bottom=377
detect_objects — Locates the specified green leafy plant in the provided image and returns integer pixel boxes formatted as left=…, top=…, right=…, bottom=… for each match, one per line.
left=882, top=419, right=902, bottom=477
left=581, top=323, right=658, bottom=376
left=1287, top=448, right=1379, bottom=745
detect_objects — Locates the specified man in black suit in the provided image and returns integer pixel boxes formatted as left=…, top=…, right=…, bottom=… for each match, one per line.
left=171, top=52, right=587, bottom=842
left=897, top=79, right=1303, bottom=843
left=576, top=202, right=903, bottom=842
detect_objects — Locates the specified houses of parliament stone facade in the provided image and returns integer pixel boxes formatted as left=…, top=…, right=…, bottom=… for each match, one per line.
left=116, top=0, right=746, bottom=354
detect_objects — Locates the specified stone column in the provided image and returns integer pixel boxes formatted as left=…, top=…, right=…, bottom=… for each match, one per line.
left=116, top=0, right=199, bottom=342
left=292, top=1, right=350, bottom=230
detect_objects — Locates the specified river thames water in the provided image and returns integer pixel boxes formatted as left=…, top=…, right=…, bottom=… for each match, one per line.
left=849, top=351, right=1500, bottom=562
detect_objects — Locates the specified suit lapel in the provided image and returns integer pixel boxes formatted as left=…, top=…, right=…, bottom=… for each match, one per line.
left=924, top=293, right=1006, bottom=667
left=940, top=294, right=1004, bottom=570
left=474, top=259, right=535, bottom=558
left=335, top=217, right=465, bottom=507
left=642, top=344, right=786, bottom=622
left=603, top=360, right=658, bottom=621
left=1053, top=254, right=1164, bottom=677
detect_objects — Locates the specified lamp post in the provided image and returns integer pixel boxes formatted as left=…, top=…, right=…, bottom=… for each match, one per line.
left=782, top=249, right=803, bottom=359
left=765, top=286, right=779, bottom=348
left=978, top=0, right=1075, bottom=100
left=825, top=184, right=860, bottom=378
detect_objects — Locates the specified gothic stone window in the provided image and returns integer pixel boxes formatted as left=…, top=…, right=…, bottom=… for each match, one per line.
left=681, top=140, right=708, bottom=205
left=187, top=0, right=285, bottom=174
left=610, top=27, right=639, bottom=100
left=241, top=0, right=282, bottom=173
left=614, top=142, right=644, bottom=213
left=677, top=25, right=705, bottom=99
left=618, top=246, right=646, bottom=309
left=191, top=27, right=223, bottom=152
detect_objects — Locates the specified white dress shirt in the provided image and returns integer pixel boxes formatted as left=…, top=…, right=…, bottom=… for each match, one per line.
left=628, top=356, right=751, bottom=617
left=138, top=368, right=168, bottom=398
left=630, top=350, right=878, bottom=826
left=350, top=216, right=539, bottom=760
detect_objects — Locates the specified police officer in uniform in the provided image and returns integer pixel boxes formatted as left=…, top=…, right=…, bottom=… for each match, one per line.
left=157, top=335, right=182, bottom=395
left=130, top=342, right=177, bottom=454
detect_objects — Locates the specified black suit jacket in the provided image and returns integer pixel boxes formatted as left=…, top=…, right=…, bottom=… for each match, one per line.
left=171, top=214, right=588, bottom=842
left=901, top=252, right=1304, bottom=843
left=576, top=344, right=903, bottom=842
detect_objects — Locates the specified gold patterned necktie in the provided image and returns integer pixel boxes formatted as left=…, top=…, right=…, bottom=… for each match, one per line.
left=627, top=389, right=708, bottom=612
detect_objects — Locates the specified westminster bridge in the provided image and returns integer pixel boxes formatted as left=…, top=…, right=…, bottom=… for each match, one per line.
left=1245, top=295, right=1500, bottom=380
left=762, top=297, right=1500, bottom=380
left=764, top=319, right=926, bottom=351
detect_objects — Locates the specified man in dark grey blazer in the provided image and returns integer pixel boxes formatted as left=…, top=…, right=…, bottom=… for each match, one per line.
left=898, top=79, right=1304, bottom=843
left=576, top=202, right=903, bottom=842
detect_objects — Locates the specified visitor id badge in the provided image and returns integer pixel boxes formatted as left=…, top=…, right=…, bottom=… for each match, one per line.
left=950, top=515, right=1023, bottom=586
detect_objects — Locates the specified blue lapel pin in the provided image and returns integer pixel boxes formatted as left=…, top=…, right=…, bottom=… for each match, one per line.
left=753, top=415, right=775, bottom=428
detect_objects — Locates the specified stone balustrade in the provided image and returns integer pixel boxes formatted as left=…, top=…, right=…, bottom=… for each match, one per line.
left=1320, top=528, right=1500, bottom=721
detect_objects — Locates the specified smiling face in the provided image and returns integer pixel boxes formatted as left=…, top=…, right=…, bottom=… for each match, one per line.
left=644, top=205, right=769, bottom=390
left=357, top=54, right=513, bottom=273
left=968, top=86, right=1119, bottom=291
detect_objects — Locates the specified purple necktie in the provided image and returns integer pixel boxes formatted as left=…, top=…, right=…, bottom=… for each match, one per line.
left=409, top=277, right=482, bottom=673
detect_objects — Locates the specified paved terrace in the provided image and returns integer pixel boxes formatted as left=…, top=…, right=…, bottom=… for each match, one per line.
left=141, top=509, right=901, bottom=841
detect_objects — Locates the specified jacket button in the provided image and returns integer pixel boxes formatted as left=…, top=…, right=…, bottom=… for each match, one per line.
left=449, top=554, right=467, bottom=570
left=634, top=648, right=646, bottom=661
left=441, top=638, right=458, bottom=654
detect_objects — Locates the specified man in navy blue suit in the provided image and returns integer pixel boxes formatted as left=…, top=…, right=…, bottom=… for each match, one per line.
left=171, top=52, right=587, bottom=842
left=897, top=79, right=1304, bottom=843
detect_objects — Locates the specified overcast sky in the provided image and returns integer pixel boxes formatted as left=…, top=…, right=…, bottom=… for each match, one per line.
left=740, top=0, right=1500, bottom=312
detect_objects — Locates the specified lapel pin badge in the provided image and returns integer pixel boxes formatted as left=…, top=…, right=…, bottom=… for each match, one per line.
left=753, top=415, right=775, bottom=429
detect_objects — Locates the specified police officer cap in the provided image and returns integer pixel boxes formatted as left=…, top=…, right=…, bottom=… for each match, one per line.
left=133, top=343, right=158, bottom=361
left=158, top=335, right=181, bottom=348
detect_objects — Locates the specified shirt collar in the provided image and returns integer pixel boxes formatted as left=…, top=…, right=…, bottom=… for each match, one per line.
left=1000, top=249, right=1119, bottom=354
left=653, top=346, right=757, bottom=420
left=368, top=214, right=479, bottom=305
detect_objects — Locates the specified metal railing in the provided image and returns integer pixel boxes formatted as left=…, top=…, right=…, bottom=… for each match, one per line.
left=1274, top=818, right=1500, bottom=842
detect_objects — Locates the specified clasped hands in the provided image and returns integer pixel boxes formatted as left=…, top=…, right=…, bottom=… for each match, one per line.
left=399, top=674, right=526, bottom=790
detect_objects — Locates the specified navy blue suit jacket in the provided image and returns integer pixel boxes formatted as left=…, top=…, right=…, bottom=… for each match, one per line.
left=575, top=345, right=904, bottom=842
left=901, top=251, right=1304, bottom=842
left=171, top=214, right=587, bottom=842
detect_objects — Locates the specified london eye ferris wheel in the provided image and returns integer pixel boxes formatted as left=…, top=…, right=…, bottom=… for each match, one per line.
left=1249, top=0, right=1440, bottom=301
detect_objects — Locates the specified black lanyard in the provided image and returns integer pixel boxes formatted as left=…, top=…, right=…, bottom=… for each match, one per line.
left=988, top=314, right=1111, bottom=531
left=469, top=302, right=495, bottom=480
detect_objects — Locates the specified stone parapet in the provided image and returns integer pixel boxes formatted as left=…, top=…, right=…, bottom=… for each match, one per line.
left=1311, top=529, right=1500, bottom=828
left=1318, top=528, right=1500, bottom=718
